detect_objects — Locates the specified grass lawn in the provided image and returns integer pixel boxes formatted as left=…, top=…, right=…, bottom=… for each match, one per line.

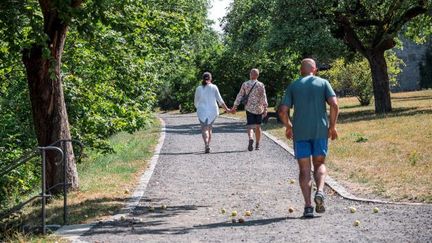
left=224, top=90, right=432, bottom=203
left=2, top=118, right=161, bottom=242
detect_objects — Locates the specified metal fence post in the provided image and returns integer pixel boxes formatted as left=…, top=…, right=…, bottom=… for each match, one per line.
left=41, top=148, right=47, bottom=235
left=63, top=140, right=68, bottom=225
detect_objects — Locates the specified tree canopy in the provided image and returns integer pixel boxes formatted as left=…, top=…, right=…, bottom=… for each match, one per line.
left=0, top=0, right=211, bottom=208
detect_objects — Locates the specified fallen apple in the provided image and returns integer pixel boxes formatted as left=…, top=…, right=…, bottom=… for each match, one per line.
left=221, top=208, right=226, bottom=214
left=245, top=211, right=252, bottom=216
left=349, top=207, right=356, bottom=213
left=354, top=220, right=360, bottom=226
left=289, top=179, right=296, bottom=184
left=231, top=210, right=238, bottom=217
left=161, top=204, right=167, bottom=210
left=288, top=207, right=294, bottom=213
left=373, top=207, right=379, bottom=213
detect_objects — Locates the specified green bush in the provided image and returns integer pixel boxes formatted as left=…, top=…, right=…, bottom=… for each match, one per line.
left=322, top=52, right=403, bottom=106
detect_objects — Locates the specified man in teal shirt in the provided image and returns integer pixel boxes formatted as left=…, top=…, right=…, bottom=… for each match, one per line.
left=279, top=58, right=339, bottom=218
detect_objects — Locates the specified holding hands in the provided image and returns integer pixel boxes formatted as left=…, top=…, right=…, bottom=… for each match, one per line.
left=223, top=105, right=236, bottom=114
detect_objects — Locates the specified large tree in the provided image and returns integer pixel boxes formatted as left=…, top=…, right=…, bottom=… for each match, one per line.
left=272, top=0, right=432, bottom=113
left=0, top=0, right=210, bottom=195
left=0, top=0, right=83, bottom=191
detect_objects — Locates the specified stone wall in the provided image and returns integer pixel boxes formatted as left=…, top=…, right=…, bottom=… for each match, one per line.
left=393, top=38, right=431, bottom=92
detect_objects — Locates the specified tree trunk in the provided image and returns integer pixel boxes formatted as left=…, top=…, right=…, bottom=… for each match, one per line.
left=366, top=50, right=392, bottom=114
left=22, top=4, right=78, bottom=193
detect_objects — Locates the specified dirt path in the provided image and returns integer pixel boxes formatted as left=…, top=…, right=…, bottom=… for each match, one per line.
left=78, top=113, right=432, bottom=242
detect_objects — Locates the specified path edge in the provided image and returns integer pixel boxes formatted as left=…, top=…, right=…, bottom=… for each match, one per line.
left=55, top=117, right=167, bottom=242
left=222, top=115, right=426, bottom=206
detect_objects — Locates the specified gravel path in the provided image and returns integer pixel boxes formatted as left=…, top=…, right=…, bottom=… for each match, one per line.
left=79, top=113, right=432, bottom=243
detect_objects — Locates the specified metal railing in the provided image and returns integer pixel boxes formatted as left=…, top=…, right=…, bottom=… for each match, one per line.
left=0, top=139, right=83, bottom=234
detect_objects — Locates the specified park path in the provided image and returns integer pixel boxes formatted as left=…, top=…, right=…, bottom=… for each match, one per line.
left=78, top=113, right=432, bottom=242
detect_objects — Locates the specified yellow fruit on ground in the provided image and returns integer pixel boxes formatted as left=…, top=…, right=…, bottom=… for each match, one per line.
left=349, top=207, right=357, bottom=213
left=354, top=220, right=361, bottom=226
left=373, top=207, right=379, bottom=213
left=245, top=211, right=252, bottom=216
left=231, top=210, right=238, bottom=217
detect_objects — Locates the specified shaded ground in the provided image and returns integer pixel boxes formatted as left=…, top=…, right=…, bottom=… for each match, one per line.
left=78, top=113, right=432, bottom=242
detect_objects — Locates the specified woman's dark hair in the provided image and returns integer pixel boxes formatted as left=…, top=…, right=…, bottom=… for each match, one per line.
left=202, top=72, right=212, bottom=86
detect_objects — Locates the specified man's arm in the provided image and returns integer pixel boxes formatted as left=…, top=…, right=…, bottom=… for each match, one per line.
left=262, top=84, right=268, bottom=117
left=278, top=105, right=293, bottom=140
left=327, top=96, right=339, bottom=140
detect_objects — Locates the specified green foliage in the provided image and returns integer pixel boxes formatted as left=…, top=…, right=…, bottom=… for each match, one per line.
left=0, top=0, right=211, bottom=209
left=269, top=0, right=431, bottom=113
left=211, top=0, right=299, bottom=108
left=322, top=53, right=403, bottom=106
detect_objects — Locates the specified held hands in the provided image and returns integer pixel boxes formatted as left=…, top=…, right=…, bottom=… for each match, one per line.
left=328, top=127, right=338, bottom=140
left=224, top=107, right=237, bottom=114
left=230, top=107, right=237, bottom=114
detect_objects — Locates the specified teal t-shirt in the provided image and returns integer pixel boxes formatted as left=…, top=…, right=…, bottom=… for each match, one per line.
left=281, top=75, right=336, bottom=141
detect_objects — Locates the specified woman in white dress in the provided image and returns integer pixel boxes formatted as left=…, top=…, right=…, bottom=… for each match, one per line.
left=194, top=72, right=230, bottom=153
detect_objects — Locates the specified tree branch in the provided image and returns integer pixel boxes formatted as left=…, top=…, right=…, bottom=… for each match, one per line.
left=354, top=19, right=383, bottom=27
left=388, top=5, right=428, bottom=34
left=333, top=12, right=367, bottom=56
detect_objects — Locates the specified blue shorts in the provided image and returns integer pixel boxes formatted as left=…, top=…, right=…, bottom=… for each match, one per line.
left=293, top=139, right=328, bottom=159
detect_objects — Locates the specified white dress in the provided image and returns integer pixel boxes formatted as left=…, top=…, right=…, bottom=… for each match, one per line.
left=194, top=84, right=225, bottom=125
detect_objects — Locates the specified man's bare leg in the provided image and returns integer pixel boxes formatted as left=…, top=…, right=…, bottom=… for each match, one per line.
left=313, top=155, right=327, bottom=213
left=255, top=125, right=261, bottom=146
left=298, top=157, right=313, bottom=207
left=312, top=156, right=327, bottom=192
left=247, top=127, right=254, bottom=140
left=247, top=127, right=254, bottom=151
